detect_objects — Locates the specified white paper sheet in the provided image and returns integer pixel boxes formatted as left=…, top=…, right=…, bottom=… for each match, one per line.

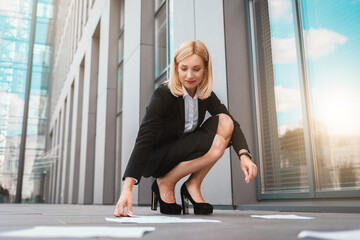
left=0, top=226, right=155, bottom=238
left=251, top=214, right=315, bottom=220
left=298, top=229, right=360, bottom=240
left=106, top=215, right=221, bottom=224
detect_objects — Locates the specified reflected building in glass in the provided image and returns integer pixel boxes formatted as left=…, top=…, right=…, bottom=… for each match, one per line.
left=0, top=0, right=54, bottom=203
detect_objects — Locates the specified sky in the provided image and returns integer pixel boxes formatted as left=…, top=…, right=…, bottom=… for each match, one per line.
left=268, top=0, right=360, bottom=136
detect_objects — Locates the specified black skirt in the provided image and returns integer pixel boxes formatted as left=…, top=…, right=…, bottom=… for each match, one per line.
left=151, top=115, right=220, bottom=178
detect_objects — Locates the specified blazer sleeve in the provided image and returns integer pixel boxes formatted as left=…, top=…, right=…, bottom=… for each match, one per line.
left=122, top=86, right=173, bottom=184
left=207, top=91, right=249, bottom=158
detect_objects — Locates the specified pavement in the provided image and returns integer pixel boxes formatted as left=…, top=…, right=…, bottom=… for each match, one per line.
left=1, top=204, right=360, bottom=240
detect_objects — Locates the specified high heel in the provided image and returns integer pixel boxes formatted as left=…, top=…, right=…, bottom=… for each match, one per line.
left=151, top=180, right=182, bottom=215
left=180, top=183, right=213, bottom=215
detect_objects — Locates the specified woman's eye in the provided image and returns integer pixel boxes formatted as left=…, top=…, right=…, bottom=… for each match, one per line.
left=193, top=68, right=200, bottom=72
left=181, top=68, right=187, bottom=71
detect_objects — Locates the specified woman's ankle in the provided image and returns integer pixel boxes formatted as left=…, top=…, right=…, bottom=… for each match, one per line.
left=156, top=178, right=176, bottom=203
left=184, top=181, right=205, bottom=203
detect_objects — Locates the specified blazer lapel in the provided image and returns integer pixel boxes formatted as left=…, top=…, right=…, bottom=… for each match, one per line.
left=198, top=99, right=206, bottom=127
left=178, top=96, right=185, bottom=126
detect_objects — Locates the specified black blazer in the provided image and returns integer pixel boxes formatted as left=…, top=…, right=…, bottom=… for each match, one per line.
left=123, top=84, right=249, bottom=184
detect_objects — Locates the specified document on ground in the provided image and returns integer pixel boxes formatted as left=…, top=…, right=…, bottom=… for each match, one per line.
left=298, top=229, right=360, bottom=240
left=0, top=226, right=155, bottom=238
left=251, top=214, right=315, bottom=220
left=106, top=215, right=221, bottom=224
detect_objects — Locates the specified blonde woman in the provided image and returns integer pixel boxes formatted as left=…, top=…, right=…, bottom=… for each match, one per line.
left=114, top=40, right=257, bottom=216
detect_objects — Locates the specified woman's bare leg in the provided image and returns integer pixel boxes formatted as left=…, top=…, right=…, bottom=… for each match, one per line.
left=185, top=114, right=234, bottom=202
left=157, top=114, right=234, bottom=203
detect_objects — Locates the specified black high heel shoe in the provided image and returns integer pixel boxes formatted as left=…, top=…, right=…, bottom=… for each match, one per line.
left=181, top=183, right=213, bottom=215
left=151, top=180, right=182, bottom=215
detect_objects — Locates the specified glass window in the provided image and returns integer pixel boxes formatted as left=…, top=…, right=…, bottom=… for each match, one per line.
left=117, top=0, right=124, bottom=114
left=119, top=0, right=124, bottom=31
left=249, top=0, right=309, bottom=194
left=115, top=0, right=125, bottom=201
left=117, top=35, right=124, bottom=65
left=114, top=115, right=122, bottom=199
left=0, top=0, right=34, bottom=203
left=249, top=0, right=360, bottom=198
left=154, top=2, right=167, bottom=79
left=117, top=64, right=123, bottom=113
left=155, top=0, right=165, bottom=11
left=301, top=0, right=360, bottom=192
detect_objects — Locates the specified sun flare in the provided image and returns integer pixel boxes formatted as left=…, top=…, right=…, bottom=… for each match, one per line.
left=311, top=86, right=360, bottom=136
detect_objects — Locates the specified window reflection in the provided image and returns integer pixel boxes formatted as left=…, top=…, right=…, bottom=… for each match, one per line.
left=251, top=0, right=309, bottom=194
left=250, top=0, right=360, bottom=196
left=155, top=3, right=167, bottom=78
left=301, top=0, right=360, bottom=191
left=0, top=0, right=54, bottom=203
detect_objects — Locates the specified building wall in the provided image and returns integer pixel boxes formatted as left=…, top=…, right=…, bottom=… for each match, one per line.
left=47, top=0, right=258, bottom=205
left=223, top=0, right=257, bottom=205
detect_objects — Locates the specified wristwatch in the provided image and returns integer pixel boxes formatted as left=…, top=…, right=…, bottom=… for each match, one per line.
left=239, top=151, right=252, bottom=160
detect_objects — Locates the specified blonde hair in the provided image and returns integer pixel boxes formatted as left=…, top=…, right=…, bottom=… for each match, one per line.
left=167, top=40, right=213, bottom=99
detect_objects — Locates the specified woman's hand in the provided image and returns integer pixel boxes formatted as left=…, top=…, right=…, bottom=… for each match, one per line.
left=240, top=155, right=258, bottom=184
left=113, top=178, right=135, bottom=217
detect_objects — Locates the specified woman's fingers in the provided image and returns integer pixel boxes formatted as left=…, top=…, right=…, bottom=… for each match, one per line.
left=114, top=191, right=134, bottom=217
left=241, top=159, right=258, bottom=184
left=247, top=163, right=257, bottom=181
left=241, top=166, right=250, bottom=183
left=127, top=199, right=134, bottom=216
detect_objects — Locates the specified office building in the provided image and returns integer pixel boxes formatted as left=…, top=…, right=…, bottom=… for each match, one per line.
left=1, top=0, right=359, bottom=206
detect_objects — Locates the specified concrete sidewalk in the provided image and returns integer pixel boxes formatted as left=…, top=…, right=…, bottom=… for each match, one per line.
left=1, top=204, right=360, bottom=240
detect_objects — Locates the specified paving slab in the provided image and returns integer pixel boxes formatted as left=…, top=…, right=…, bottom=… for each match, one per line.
left=0, top=204, right=360, bottom=240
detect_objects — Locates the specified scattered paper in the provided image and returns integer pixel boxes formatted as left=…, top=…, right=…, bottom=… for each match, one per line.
left=0, top=226, right=155, bottom=238
left=298, top=229, right=360, bottom=240
left=106, top=215, right=221, bottom=224
left=251, top=214, right=315, bottom=220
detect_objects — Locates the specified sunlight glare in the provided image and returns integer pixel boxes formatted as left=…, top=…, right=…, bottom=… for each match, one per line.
left=312, top=86, right=360, bottom=136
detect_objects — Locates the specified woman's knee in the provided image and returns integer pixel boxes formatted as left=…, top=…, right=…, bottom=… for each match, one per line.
left=208, top=135, right=226, bottom=160
left=217, top=114, right=234, bottom=135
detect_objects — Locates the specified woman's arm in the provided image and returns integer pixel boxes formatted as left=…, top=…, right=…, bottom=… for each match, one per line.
left=114, top=177, right=135, bottom=217
left=207, top=91, right=249, bottom=156
left=122, top=85, right=173, bottom=183
left=207, top=92, right=257, bottom=183
left=114, top=86, right=173, bottom=217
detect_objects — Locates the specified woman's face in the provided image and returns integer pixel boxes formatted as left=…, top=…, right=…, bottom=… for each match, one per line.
left=177, top=54, right=206, bottom=96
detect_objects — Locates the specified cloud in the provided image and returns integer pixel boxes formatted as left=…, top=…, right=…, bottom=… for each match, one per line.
left=274, top=86, right=301, bottom=112
left=271, top=28, right=347, bottom=63
left=304, top=28, right=347, bottom=58
left=271, top=37, right=297, bottom=63
left=269, top=0, right=292, bottom=20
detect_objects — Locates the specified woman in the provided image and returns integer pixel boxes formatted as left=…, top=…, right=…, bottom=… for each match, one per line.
left=113, top=40, right=257, bottom=216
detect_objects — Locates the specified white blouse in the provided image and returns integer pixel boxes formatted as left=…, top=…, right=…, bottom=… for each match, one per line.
left=182, top=85, right=199, bottom=133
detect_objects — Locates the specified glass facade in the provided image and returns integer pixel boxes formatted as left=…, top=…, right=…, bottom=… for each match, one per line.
left=0, top=0, right=55, bottom=203
left=301, top=0, right=360, bottom=193
left=248, top=0, right=360, bottom=198
left=154, top=0, right=167, bottom=80
left=154, top=0, right=173, bottom=87
left=115, top=0, right=124, bottom=200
